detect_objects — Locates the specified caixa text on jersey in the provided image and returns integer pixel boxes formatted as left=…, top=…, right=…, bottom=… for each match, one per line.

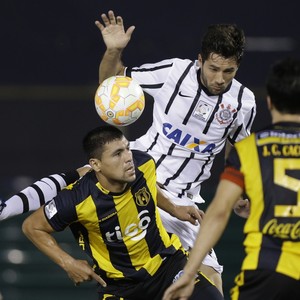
left=162, top=123, right=216, bottom=153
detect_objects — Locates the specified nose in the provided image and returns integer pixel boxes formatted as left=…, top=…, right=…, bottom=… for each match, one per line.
left=125, top=149, right=133, bottom=162
left=215, top=72, right=225, bottom=85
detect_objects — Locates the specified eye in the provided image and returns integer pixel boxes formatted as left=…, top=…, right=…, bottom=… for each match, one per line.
left=224, top=68, right=236, bottom=74
left=115, top=151, right=122, bottom=157
left=209, top=67, right=218, bottom=72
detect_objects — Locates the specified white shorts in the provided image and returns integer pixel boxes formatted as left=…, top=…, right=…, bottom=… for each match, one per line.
left=158, top=189, right=223, bottom=274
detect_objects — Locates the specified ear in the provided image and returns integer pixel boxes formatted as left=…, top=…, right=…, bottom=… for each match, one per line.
left=198, top=54, right=203, bottom=66
left=89, top=158, right=101, bottom=172
left=266, top=96, right=272, bottom=110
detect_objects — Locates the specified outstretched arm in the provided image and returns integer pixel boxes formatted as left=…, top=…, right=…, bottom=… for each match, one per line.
left=162, top=179, right=242, bottom=300
left=22, top=206, right=106, bottom=287
left=95, top=10, right=135, bottom=84
left=0, top=165, right=91, bottom=221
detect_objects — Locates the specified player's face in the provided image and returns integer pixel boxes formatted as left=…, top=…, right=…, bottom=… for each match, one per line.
left=94, top=137, right=136, bottom=192
left=198, top=53, right=238, bottom=95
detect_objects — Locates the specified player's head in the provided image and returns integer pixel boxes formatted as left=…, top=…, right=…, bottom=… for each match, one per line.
left=83, top=125, right=136, bottom=188
left=200, top=24, right=245, bottom=65
left=197, top=24, right=245, bottom=95
left=83, top=125, right=124, bottom=159
left=266, top=57, right=300, bottom=114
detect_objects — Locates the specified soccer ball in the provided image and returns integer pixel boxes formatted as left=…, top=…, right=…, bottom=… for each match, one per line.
left=95, top=76, right=145, bottom=126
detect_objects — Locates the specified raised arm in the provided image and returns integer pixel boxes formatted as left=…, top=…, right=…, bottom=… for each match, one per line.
left=95, top=10, right=135, bottom=83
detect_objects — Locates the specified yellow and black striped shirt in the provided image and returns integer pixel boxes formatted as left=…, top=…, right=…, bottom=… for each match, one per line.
left=223, top=122, right=300, bottom=280
left=44, top=150, right=182, bottom=282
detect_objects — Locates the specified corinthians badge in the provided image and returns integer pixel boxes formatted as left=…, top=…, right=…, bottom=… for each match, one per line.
left=215, top=103, right=236, bottom=124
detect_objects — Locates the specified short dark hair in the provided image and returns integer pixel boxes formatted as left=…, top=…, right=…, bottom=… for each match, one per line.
left=82, top=125, right=124, bottom=159
left=200, top=24, right=245, bottom=65
left=266, top=57, right=300, bottom=114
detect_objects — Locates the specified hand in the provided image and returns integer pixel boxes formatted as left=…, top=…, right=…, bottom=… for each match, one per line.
left=233, top=198, right=250, bottom=219
left=76, top=165, right=91, bottom=177
left=162, top=273, right=195, bottom=300
left=95, top=10, right=135, bottom=51
left=172, top=205, right=204, bottom=226
left=64, top=259, right=107, bottom=287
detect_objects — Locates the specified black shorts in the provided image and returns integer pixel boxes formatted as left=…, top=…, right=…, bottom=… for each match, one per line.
left=98, top=250, right=223, bottom=300
left=231, top=270, right=300, bottom=300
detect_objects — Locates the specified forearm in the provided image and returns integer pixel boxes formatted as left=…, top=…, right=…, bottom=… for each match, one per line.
left=99, top=49, right=124, bottom=84
left=22, top=209, right=75, bottom=271
left=184, top=203, right=231, bottom=277
left=183, top=180, right=242, bottom=277
left=225, top=140, right=233, bottom=160
left=22, top=207, right=106, bottom=286
left=156, top=186, right=176, bottom=216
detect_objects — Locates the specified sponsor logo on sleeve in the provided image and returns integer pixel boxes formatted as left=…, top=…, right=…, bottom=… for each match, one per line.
left=45, top=199, right=58, bottom=219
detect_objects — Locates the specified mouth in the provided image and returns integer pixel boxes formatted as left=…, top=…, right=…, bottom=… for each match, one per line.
left=125, top=165, right=135, bottom=174
left=213, top=85, right=224, bottom=91
left=210, top=86, right=225, bottom=95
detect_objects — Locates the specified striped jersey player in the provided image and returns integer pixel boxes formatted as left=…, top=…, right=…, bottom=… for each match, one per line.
left=128, top=58, right=256, bottom=204
left=22, top=126, right=223, bottom=300
left=45, top=150, right=183, bottom=283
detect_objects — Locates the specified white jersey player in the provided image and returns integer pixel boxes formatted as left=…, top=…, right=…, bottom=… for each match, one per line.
left=129, top=58, right=255, bottom=205
left=96, top=11, right=256, bottom=294
left=128, top=57, right=255, bottom=278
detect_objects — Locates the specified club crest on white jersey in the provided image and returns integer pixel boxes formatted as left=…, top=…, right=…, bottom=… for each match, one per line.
left=215, top=103, right=237, bottom=124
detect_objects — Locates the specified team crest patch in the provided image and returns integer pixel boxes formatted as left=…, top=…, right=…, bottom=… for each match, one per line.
left=215, top=103, right=236, bottom=124
left=135, top=187, right=150, bottom=206
left=192, top=101, right=213, bottom=121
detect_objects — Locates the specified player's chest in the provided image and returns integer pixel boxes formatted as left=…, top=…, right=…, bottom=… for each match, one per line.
left=155, top=95, right=239, bottom=142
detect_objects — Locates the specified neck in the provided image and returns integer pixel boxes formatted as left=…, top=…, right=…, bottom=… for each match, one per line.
left=272, top=110, right=300, bottom=124
left=95, top=172, right=127, bottom=193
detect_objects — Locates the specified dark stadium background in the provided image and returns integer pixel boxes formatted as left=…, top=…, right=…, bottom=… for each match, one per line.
left=0, top=1, right=299, bottom=299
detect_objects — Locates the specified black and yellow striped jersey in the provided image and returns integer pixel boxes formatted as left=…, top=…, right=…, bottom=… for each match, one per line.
left=222, top=122, right=300, bottom=280
left=44, top=150, right=182, bottom=282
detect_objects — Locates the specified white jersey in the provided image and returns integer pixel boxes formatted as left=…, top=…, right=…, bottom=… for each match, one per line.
left=127, top=58, right=256, bottom=203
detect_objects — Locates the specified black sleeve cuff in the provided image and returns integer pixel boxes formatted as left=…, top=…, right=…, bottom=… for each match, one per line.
left=62, top=170, right=80, bottom=185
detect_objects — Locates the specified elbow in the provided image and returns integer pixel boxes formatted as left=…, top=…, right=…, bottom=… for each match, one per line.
left=22, top=217, right=32, bottom=238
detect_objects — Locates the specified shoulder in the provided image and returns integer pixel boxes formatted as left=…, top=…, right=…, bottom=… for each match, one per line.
left=154, top=58, right=196, bottom=80
left=132, top=150, right=157, bottom=181
left=169, top=58, right=195, bottom=69
left=144, top=58, right=194, bottom=69
left=132, top=150, right=156, bottom=172
left=231, top=78, right=255, bottom=101
left=64, top=171, right=96, bottom=195
left=132, top=149, right=155, bottom=165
